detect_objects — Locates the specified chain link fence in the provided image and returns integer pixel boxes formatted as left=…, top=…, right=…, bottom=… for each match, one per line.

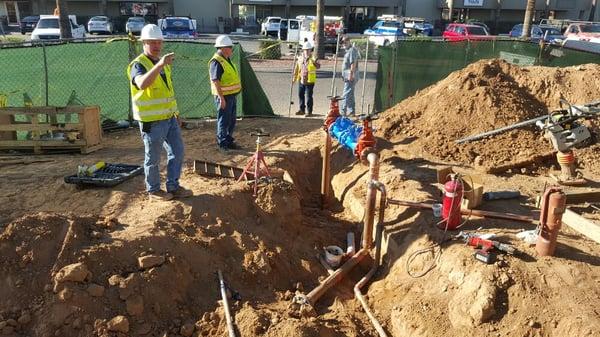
left=0, top=37, right=274, bottom=123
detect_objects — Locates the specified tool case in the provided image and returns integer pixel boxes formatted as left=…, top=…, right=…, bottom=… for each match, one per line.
left=64, top=163, right=143, bottom=187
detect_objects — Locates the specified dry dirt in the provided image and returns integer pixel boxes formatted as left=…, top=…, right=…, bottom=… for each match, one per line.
left=379, top=59, right=600, bottom=175
left=1, top=59, right=600, bottom=337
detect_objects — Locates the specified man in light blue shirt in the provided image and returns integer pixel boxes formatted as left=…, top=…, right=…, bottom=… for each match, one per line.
left=340, top=36, right=360, bottom=116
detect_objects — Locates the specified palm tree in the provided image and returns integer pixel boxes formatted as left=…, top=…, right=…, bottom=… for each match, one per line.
left=521, top=0, right=535, bottom=38
left=56, top=0, right=72, bottom=39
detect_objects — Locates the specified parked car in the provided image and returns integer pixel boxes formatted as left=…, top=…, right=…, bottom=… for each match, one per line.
left=31, top=15, right=86, bottom=40
left=158, top=16, right=197, bottom=38
left=508, top=24, right=563, bottom=43
left=564, top=22, right=600, bottom=43
left=443, top=23, right=491, bottom=41
left=87, top=16, right=114, bottom=34
left=126, top=16, right=145, bottom=35
left=364, top=16, right=406, bottom=46
left=20, top=15, right=39, bottom=34
left=403, top=17, right=434, bottom=36
left=260, top=16, right=281, bottom=36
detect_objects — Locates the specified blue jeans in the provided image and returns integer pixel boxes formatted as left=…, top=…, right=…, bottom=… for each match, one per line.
left=341, top=79, right=357, bottom=116
left=139, top=116, right=184, bottom=193
left=298, top=83, right=314, bottom=114
left=215, top=95, right=237, bottom=148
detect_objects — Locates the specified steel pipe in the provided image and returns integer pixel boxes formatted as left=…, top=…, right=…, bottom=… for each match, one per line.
left=387, top=199, right=536, bottom=224
left=218, top=270, right=236, bottom=337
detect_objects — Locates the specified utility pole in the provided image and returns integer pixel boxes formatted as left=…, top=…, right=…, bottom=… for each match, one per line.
left=521, top=0, right=535, bottom=38
left=55, top=0, right=72, bottom=39
left=315, top=0, right=325, bottom=59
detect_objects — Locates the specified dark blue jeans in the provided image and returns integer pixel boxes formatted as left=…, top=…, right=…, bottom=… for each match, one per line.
left=214, top=95, right=237, bottom=148
left=298, top=83, right=314, bottom=114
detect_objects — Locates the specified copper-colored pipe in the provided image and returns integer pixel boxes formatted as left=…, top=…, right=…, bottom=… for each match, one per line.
left=362, top=152, right=380, bottom=249
left=355, top=181, right=389, bottom=337
left=536, top=188, right=566, bottom=256
left=306, top=248, right=369, bottom=305
left=387, top=199, right=536, bottom=224
left=321, top=131, right=332, bottom=209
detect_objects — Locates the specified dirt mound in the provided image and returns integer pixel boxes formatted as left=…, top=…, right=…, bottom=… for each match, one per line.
left=0, top=179, right=361, bottom=337
left=379, top=59, right=600, bottom=172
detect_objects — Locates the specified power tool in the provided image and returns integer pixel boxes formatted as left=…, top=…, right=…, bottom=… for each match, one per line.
left=456, top=232, right=518, bottom=264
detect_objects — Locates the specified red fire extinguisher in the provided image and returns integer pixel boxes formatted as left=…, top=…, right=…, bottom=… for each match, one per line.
left=439, top=174, right=463, bottom=230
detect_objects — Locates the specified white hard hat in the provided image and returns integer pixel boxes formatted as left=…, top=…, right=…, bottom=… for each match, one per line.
left=214, top=35, right=233, bottom=48
left=302, top=41, right=313, bottom=50
left=140, top=24, right=163, bottom=41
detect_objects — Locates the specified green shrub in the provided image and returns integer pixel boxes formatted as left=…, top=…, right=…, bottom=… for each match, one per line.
left=258, top=39, right=281, bottom=60
left=351, top=38, right=377, bottom=60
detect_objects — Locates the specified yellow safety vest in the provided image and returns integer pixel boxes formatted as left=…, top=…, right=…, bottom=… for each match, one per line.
left=127, top=54, right=179, bottom=122
left=209, top=53, right=242, bottom=96
left=295, top=57, right=317, bottom=84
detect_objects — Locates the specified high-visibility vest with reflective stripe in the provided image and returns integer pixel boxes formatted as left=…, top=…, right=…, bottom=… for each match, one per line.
left=295, top=57, right=317, bottom=84
left=127, top=54, right=179, bottom=122
left=209, top=53, right=241, bottom=96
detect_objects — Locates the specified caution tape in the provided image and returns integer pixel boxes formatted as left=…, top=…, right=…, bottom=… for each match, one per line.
left=0, top=94, right=7, bottom=107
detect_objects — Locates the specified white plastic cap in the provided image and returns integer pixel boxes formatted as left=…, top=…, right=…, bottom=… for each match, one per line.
left=140, top=24, right=163, bottom=41
left=214, top=35, right=233, bottom=48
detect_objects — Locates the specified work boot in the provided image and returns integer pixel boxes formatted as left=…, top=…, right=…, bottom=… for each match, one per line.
left=295, top=110, right=305, bottom=115
left=170, top=186, right=193, bottom=199
left=148, top=190, right=174, bottom=201
left=217, top=145, right=230, bottom=153
left=305, top=112, right=314, bottom=118
left=228, top=142, right=242, bottom=150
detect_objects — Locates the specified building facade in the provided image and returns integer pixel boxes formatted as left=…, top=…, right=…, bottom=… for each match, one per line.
left=1, top=0, right=598, bottom=34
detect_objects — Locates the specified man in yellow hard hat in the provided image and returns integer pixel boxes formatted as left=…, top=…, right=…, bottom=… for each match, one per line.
left=293, top=40, right=320, bottom=117
left=127, top=24, right=193, bottom=201
left=209, top=34, right=242, bottom=152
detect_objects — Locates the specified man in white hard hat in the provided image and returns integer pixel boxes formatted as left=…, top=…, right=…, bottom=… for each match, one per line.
left=209, top=34, right=242, bottom=152
left=127, top=24, right=193, bottom=201
left=293, top=41, right=320, bottom=117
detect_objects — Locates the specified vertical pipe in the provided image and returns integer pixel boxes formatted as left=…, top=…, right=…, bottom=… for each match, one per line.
left=536, top=190, right=566, bottom=256
left=218, top=270, right=236, bottom=337
left=321, top=131, right=332, bottom=209
left=360, top=38, right=369, bottom=115
left=42, top=42, right=49, bottom=106
left=288, top=43, right=299, bottom=117
left=330, top=35, right=340, bottom=96
left=355, top=180, right=388, bottom=337
left=362, top=153, right=380, bottom=250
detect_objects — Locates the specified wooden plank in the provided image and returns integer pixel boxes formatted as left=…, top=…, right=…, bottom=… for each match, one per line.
left=562, top=208, right=600, bottom=244
left=0, top=140, right=86, bottom=147
left=0, top=123, right=83, bottom=132
left=565, top=191, right=600, bottom=204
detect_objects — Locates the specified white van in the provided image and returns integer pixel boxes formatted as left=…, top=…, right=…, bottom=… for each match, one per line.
left=31, top=15, right=86, bottom=40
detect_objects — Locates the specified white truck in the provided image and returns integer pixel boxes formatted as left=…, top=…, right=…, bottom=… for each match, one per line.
left=279, top=15, right=344, bottom=46
left=31, top=15, right=86, bottom=40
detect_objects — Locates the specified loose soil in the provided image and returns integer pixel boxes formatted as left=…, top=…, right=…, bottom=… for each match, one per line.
left=1, top=60, right=599, bottom=337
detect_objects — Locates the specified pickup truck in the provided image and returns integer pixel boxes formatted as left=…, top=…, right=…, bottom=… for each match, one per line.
left=564, top=22, right=600, bottom=43
left=158, top=16, right=197, bottom=39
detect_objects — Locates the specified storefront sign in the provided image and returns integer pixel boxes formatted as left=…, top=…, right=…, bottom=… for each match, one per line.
left=464, top=0, right=484, bottom=6
left=119, top=2, right=158, bottom=16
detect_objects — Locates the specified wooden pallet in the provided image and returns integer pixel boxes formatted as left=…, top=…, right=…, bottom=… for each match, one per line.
left=0, top=106, right=102, bottom=154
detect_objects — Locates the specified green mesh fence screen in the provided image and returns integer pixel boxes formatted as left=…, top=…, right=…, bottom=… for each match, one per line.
left=0, top=39, right=274, bottom=121
left=375, top=40, right=600, bottom=111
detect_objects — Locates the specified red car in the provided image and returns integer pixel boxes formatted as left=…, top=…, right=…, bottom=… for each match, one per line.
left=443, top=23, right=492, bottom=41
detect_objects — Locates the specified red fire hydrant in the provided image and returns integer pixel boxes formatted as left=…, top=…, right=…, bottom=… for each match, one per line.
left=439, top=174, right=463, bottom=230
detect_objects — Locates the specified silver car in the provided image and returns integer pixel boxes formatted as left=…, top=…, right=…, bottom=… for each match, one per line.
left=87, top=16, right=113, bottom=34
left=126, top=16, right=145, bottom=35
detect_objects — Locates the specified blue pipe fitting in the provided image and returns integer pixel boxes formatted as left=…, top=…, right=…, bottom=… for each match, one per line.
left=329, top=117, right=363, bottom=152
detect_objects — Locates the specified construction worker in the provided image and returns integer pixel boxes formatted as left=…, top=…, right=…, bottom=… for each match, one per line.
left=209, top=35, right=242, bottom=152
left=340, top=36, right=360, bottom=116
left=293, top=41, right=320, bottom=117
left=127, top=24, right=193, bottom=201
